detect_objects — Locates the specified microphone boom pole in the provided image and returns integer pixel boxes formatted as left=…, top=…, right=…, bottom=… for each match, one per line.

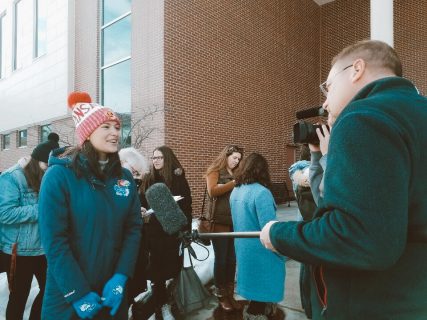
left=191, top=230, right=260, bottom=239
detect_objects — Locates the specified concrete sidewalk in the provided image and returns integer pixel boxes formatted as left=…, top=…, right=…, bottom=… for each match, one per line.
left=186, top=201, right=309, bottom=320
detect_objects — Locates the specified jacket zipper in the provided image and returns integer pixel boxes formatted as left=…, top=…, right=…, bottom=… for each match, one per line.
left=312, top=265, right=328, bottom=316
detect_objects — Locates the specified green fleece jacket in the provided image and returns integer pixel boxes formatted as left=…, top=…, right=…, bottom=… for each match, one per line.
left=270, top=77, right=427, bottom=319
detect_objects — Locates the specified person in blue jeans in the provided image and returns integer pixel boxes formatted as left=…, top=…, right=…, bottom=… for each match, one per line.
left=0, top=133, right=59, bottom=320
left=38, top=92, right=142, bottom=319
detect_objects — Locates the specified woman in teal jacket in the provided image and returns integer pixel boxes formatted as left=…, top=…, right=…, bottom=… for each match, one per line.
left=38, top=92, right=142, bottom=319
left=230, top=153, right=285, bottom=319
left=0, top=133, right=59, bottom=320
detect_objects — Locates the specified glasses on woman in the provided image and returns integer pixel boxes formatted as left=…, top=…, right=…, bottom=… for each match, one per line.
left=151, top=156, right=164, bottom=161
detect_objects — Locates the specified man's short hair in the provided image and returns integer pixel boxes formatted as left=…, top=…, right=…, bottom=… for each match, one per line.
left=332, top=40, right=402, bottom=77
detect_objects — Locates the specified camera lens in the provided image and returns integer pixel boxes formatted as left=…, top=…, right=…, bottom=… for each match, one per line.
left=293, top=121, right=328, bottom=144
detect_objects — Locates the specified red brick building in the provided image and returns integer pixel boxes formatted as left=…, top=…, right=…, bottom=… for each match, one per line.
left=1, top=0, right=426, bottom=213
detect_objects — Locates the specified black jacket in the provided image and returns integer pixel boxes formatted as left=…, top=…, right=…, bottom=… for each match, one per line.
left=139, top=170, right=192, bottom=282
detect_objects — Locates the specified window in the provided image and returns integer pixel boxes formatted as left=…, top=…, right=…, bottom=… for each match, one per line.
left=34, top=0, right=47, bottom=57
left=103, top=0, right=131, bottom=25
left=101, top=0, right=131, bottom=146
left=102, top=59, right=131, bottom=113
left=2, top=134, right=10, bottom=150
left=102, top=15, right=131, bottom=67
left=13, top=0, right=31, bottom=70
left=40, top=124, right=51, bottom=142
left=18, top=129, right=27, bottom=147
left=0, top=12, right=5, bottom=78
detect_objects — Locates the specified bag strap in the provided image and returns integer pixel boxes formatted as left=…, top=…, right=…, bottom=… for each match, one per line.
left=187, top=248, right=194, bottom=267
left=183, top=241, right=210, bottom=265
left=200, top=185, right=208, bottom=218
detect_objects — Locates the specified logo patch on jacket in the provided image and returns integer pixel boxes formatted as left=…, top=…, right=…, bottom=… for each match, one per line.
left=114, top=179, right=130, bottom=197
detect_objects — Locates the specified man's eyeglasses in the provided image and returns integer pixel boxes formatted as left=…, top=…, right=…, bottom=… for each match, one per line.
left=151, top=156, right=164, bottom=161
left=319, top=64, right=353, bottom=97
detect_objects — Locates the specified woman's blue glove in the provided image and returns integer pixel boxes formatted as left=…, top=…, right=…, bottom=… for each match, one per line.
left=72, top=292, right=103, bottom=319
left=102, top=273, right=128, bottom=316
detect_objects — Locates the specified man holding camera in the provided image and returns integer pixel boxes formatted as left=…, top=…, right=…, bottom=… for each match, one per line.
left=261, top=39, right=427, bottom=319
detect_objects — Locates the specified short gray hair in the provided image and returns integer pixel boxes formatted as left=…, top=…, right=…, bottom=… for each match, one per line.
left=332, top=40, right=402, bottom=77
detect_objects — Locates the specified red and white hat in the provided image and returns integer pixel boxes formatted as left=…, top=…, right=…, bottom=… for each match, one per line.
left=67, top=92, right=121, bottom=145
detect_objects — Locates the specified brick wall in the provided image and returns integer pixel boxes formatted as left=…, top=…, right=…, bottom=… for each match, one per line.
left=164, top=0, right=321, bottom=212
left=73, top=0, right=99, bottom=100
left=394, top=0, right=427, bottom=95
left=320, top=0, right=370, bottom=81
left=132, top=0, right=166, bottom=157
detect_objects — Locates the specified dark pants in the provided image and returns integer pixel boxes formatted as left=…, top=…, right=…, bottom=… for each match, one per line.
left=212, top=237, right=236, bottom=287
left=4, top=254, right=47, bottom=320
left=300, top=263, right=312, bottom=318
left=127, top=238, right=148, bottom=305
left=247, top=301, right=267, bottom=315
left=152, top=281, right=168, bottom=308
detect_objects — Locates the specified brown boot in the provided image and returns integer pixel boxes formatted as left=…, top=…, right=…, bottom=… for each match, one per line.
left=227, top=282, right=243, bottom=310
left=215, top=287, right=233, bottom=312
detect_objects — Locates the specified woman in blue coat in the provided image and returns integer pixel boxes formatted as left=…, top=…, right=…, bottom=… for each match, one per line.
left=38, top=92, right=142, bottom=320
left=0, top=133, right=59, bottom=320
left=230, top=153, right=285, bottom=320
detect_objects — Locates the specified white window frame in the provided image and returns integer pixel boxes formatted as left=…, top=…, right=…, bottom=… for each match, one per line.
left=18, top=129, right=27, bottom=147
left=12, top=0, right=22, bottom=71
left=2, top=134, right=11, bottom=150
left=33, top=0, right=46, bottom=58
left=0, top=11, right=5, bottom=78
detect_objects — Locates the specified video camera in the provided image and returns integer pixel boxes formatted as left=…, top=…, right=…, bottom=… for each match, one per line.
left=293, top=106, right=329, bottom=144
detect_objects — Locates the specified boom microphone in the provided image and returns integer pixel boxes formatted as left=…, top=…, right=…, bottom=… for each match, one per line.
left=296, top=106, right=327, bottom=119
left=145, top=183, right=188, bottom=235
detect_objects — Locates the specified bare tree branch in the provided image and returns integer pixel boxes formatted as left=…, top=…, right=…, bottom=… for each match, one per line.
left=118, top=104, right=168, bottom=148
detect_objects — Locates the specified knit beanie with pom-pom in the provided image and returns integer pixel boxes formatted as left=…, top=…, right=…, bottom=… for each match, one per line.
left=67, top=91, right=120, bottom=145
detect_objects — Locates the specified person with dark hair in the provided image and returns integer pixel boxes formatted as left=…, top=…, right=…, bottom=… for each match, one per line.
left=261, top=40, right=427, bottom=319
left=38, top=92, right=142, bottom=319
left=139, top=145, right=192, bottom=319
left=0, top=132, right=59, bottom=320
left=205, top=145, right=243, bottom=312
left=230, top=153, right=285, bottom=320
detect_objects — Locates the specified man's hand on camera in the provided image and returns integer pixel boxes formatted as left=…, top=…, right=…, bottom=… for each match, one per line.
left=316, top=124, right=330, bottom=155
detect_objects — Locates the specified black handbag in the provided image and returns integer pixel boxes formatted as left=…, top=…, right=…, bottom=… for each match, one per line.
left=172, top=249, right=211, bottom=315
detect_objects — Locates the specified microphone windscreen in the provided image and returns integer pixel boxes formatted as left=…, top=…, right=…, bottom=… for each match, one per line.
left=145, top=183, right=188, bottom=235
